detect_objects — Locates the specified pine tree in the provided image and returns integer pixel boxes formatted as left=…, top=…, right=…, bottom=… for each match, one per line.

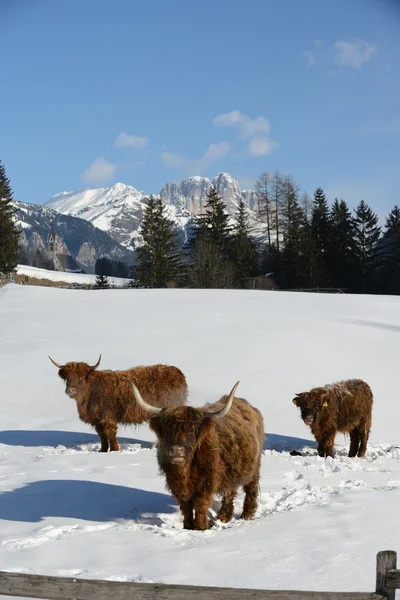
left=385, top=205, right=400, bottom=234
left=297, top=220, right=321, bottom=287
left=375, top=205, right=400, bottom=294
left=186, top=187, right=235, bottom=288
left=201, top=186, right=232, bottom=252
left=135, top=196, right=182, bottom=287
left=232, top=200, right=259, bottom=286
left=353, top=200, right=381, bottom=292
left=280, top=212, right=306, bottom=288
left=0, top=161, right=20, bottom=275
left=310, top=187, right=331, bottom=285
left=328, top=199, right=356, bottom=290
left=94, top=274, right=110, bottom=289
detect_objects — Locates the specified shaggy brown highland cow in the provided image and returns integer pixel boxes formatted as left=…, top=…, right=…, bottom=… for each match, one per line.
left=124, top=378, right=264, bottom=531
left=49, top=354, right=188, bottom=452
left=292, top=379, right=373, bottom=458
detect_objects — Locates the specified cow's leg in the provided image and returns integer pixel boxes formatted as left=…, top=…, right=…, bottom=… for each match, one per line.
left=217, top=489, right=237, bottom=523
left=358, top=415, right=371, bottom=458
left=179, top=500, right=194, bottom=530
left=103, top=422, right=119, bottom=452
left=241, top=479, right=259, bottom=520
left=193, top=494, right=213, bottom=531
left=315, top=434, right=326, bottom=457
left=324, top=431, right=336, bottom=458
left=348, top=427, right=360, bottom=458
left=95, top=424, right=109, bottom=452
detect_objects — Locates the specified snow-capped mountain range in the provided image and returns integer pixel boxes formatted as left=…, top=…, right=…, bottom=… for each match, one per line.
left=12, top=200, right=135, bottom=272
left=46, top=173, right=257, bottom=249
left=12, top=173, right=258, bottom=270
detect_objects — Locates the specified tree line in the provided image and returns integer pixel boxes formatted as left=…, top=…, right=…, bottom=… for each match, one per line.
left=2, top=159, right=400, bottom=295
left=132, top=172, right=400, bottom=295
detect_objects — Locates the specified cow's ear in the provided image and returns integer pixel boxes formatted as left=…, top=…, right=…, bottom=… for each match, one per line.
left=320, top=393, right=329, bottom=408
left=293, top=393, right=302, bottom=406
left=148, top=415, right=162, bottom=437
left=198, top=417, right=213, bottom=442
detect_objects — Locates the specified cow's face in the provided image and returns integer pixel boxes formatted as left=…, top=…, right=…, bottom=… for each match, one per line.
left=58, top=363, right=93, bottom=399
left=151, top=407, right=208, bottom=466
left=125, top=378, right=239, bottom=466
left=49, top=355, right=101, bottom=400
left=292, top=389, right=329, bottom=427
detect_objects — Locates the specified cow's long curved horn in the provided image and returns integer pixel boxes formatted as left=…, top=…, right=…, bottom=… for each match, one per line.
left=123, top=377, right=162, bottom=415
left=89, top=354, right=102, bottom=369
left=48, top=356, right=64, bottom=369
left=204, top=381, right=240, bottom=420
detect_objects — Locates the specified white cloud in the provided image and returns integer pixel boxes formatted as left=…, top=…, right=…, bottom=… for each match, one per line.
left=197, top=142, right=231, bottom=170
left=213, top=110, right=276, bottom=157
left=248, top=136, right=277, bottom=157
left=304, top=39, right=376, bottom=71
left=115, top=131, right=149, bottom=148
left=333, top=40, right=376, bottom=70
left=161, top=142, right=231, bottom=174
left=303, top=40, right=324, bottom=68
left=213, top=110, right=270, bottom=139
left=82, top=157, right=117, bottom=185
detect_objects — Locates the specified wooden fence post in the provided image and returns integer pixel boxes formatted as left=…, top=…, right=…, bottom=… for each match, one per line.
left=376, top=550, right=397, bottom=600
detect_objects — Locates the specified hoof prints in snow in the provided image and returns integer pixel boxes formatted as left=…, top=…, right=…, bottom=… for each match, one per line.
left=266, top=443, right=400, bottom=468
left=33, top=442, right=152, bottom=457
left=1, top=443, right=399, bottom=550
left=4, top=479, right=398, bottom=549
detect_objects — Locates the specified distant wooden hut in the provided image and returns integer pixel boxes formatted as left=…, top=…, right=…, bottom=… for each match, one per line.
left=242, top=273, right=277, bottom=290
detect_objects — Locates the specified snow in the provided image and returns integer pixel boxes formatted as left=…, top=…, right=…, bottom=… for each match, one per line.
left=15, top=264, right=128, bottom=287
left=45, top=183, right=147, bottom=233
left=45, top=182, right=192, bottom=249
left=0, top=285, right=399, bottom=594
left=15, top=220, right=32, bottom=230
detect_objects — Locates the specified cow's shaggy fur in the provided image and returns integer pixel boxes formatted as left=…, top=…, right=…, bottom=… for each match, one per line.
left=50, top=357, right=188, bottom=452
left=128, top=380, right=264, bottom=531
left=292, top=379, right=373, bottom=458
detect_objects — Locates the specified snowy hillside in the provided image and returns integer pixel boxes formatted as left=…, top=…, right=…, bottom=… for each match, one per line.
left=12, top=199, right=134, bottom=269
left=45, top=173, right=259, bottom=249
left=46, top=183, right=191, bottom=248
left=0, top=285, right=399, bottom=593
left=15, top=264, right=128, bottom=287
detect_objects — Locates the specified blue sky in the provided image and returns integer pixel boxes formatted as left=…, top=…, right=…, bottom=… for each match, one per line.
left=1, top=0, right=399, bottom=218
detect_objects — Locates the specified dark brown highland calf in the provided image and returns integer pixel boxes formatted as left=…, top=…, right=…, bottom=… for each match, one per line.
left=124, top=378, right=264, bottom=531
left=49, top=355, right=188, bottom=452
left=292, top=379, right=373, bottom=458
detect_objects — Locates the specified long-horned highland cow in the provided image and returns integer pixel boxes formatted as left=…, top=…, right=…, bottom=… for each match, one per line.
left=48, top=354, right=188, bottom=452
left=292, top=378, right=373, bottom=458
left=124, top=378, right=264, bottom=531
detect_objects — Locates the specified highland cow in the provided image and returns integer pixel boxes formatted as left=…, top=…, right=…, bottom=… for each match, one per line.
left=292, top=379, right=373, bottom=458
left=49, top=354, right=188, bottom=452
left=125, top=378, right=264, bottom=531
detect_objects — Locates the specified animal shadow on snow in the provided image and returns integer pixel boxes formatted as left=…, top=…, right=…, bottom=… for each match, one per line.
left=345, top=318, right=400, bottom=333
left=0, top=480, right=177, bottom=524
left=0, top=430, right=153, bottom=450
left=264, top=432, right=317, bottom=454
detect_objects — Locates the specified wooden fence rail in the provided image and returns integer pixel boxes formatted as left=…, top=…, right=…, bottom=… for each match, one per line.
left=280, top=287, right=348, bottom=294
left=0, top=550, right=397, bottom=600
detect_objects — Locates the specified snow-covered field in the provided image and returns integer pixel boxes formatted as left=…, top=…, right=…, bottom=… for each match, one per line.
left=0, top=285, right=399, bottom=594
left=15, top=264, right=128, bottom=287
